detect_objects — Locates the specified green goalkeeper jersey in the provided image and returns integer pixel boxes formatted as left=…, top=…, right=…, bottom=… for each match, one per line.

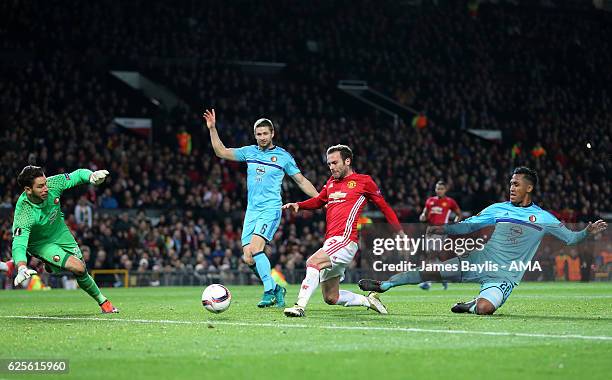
left=11, top=169, right=93, bottom=264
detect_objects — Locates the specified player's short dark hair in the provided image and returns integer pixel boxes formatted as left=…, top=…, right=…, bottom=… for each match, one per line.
left=326, top=144, right=353, bottom=164
left=17, top=165, right=45, bottom=188
left=513, top=166, right=538, bottom=189
left=436, top=180, right=446, bottom=187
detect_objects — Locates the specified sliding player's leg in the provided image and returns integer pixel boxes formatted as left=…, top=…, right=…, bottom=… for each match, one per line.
left=359, top=254, right=469, bottom=293
left=451, top=280, right=515, bottom=315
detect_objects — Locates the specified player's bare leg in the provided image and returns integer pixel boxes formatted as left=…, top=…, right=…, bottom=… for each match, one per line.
left=65, top=256, right=118, bottom=313
left=284, top=248, right=331, bottom=317
left=321, top=277, right=387, bottom=314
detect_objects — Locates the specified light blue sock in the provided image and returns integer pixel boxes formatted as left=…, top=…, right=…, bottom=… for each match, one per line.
left=253, top=252, right=276, bottom=292
left=381, top=271, right=422, bottom=291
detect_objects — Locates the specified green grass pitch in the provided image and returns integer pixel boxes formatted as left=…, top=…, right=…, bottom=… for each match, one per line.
left=1, top=282, right=611, bottom=380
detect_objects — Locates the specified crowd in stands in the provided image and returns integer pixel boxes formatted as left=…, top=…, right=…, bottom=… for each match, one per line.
left=1, top=1, right=610, bottom=283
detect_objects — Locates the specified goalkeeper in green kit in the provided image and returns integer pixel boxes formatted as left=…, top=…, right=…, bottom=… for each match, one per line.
left=11, top=165, right=119, bottom=313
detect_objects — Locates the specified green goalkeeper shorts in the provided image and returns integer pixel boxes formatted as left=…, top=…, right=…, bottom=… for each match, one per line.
left=29, top=232, right=83, bottom=274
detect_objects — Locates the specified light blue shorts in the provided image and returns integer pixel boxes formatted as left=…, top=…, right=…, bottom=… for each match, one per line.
left=241, top=208, right=282, bottom=246
left=478, top=281, right=515, bottom=309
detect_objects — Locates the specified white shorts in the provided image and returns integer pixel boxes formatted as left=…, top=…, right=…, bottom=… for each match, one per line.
left=319, top=236, right=359, bottom=282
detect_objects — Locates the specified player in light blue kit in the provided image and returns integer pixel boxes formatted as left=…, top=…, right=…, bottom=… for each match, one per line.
left=204, top=109, right=319, bottom=307
left=359, top=167, right=607, bottom=315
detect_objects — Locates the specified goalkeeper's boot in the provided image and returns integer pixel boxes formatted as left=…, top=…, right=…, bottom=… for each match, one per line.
left=284, top=304, right=305, bottom=317
left=451, top=299, right=477, bottom=314
left=358, top=279, right=388, bottom=293
left=442, top=281, right=449, bottom=290
left=100, top=300, right=119, bottom=314
left=366, top=292, right=388, bottom=314
left=274, top=285, right=287, bottom=308
left=257, top=290, right=276, bottom=308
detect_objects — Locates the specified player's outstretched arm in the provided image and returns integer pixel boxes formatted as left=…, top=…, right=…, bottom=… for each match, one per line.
left=282, top=203, right=300, bottom=213
left=442, top=204, right=498, bottom=235
left=89, top=170, right=109, bottom=185
left=364, top=178, right=402, bottom=232
left=586, top=219, right=608, bottom=236
left=291, top=173, right=319, bottom=198
left=11, top=208, right=37, bottom=286
left=292, top=183, right=328, bottom=210
left=203, top=109, right=237, bottom=161
left=47, top=169, right=107, bottom=193
left=14, top=265, right=37, bottom=287
left=546, top=218, right=607, bottom=246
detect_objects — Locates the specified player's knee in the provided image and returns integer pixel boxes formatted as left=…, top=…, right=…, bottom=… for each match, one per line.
left=70, top=262, right=86, bottom=277
left=242, top=248, right=255, bottom=266
left=476, top=298, right=496, bottom=315
left=323, top=294, right=338, bottom=305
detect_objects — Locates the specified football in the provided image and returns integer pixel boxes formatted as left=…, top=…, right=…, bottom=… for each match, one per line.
left=201, top=284, right=232, bottom=313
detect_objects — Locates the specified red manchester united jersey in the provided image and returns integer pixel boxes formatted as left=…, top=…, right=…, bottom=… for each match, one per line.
left=297, top=173, right=401, bottom=243
left=424, top=196, right=459, bottom=225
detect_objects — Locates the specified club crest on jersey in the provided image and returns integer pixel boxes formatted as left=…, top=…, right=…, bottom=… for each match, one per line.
left=529, top=215, right=537, bottom=223
left=13, top=228, right=22, bottom=236
left=271, top=156, right=277, bottom=162
left=442, top=202, right=447, bottom=207
left=347, top=180, right=356, bottom=189
left=54, top=197, right=60, bottom=204
left=53, top=255, right=60, bottom=262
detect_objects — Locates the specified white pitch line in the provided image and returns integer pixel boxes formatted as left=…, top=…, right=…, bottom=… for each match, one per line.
left=2, top=315, right=611, bottom=342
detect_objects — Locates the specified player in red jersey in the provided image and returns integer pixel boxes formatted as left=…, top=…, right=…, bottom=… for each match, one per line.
left=419, top=180, right=462, bottom=290
left=420, top=181, right=462, bottom=225
left=282, top=145, right=402, bottom=317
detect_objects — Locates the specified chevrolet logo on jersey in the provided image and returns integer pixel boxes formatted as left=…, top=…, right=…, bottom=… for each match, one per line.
left=329, top=191, right=347, bottom=200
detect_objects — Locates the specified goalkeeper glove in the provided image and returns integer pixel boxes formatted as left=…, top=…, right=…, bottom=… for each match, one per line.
left=14, top=265, right=37, bottom=287
left=89, top=170, right=109, bottom=185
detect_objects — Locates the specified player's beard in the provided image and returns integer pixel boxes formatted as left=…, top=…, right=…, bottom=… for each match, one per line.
left=333, top=166, right=349, bottom=179
left=258, top=140, right=272, bottom=149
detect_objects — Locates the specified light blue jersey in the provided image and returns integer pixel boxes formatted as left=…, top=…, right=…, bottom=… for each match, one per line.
left=444, top=201, right=588, bottom=284
left=233, top=145, right=301, bottom=211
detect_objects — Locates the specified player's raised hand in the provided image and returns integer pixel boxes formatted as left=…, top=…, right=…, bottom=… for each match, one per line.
left=203, top=109, right=216, bottom=130
left=14, top=265, right=37, bottom=287
left=586, top=220, right=608, bottom=235
left=282, top=202, right=300, bottom=213
left=89, top=170, right=109, bottom=185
